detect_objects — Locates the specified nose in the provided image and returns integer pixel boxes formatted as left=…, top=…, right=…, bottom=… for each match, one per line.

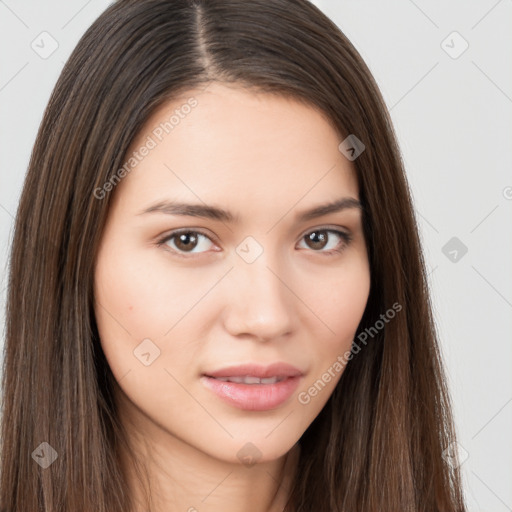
left=222, top=253, right=296, bottom=342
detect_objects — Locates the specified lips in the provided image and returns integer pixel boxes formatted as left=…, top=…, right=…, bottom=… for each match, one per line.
left=201, top=362, right=304, bottom=411
left=204, top=362, right=303, bottom=379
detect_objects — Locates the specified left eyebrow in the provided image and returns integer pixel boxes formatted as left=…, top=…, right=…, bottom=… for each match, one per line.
left=295, top=197, right=363, bottom=222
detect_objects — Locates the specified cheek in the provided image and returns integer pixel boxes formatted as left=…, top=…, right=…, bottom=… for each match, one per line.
left=297, top=255, right=370, bottom=396
left=94, top=241, right=202, bottom=340
left=331, top=271, right=370, bottom=341
left=93, top=239, right=225, bottom=384
left=308, top=255, right=370, bottom=347
left=294, top=264, right=369, bottom=412
left=93, top=247, right=198, bottom=414
left=93, top=242, right=176, bottom=375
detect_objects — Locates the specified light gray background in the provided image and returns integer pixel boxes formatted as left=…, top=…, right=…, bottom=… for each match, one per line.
left=1, top=0, right=511, bottom=509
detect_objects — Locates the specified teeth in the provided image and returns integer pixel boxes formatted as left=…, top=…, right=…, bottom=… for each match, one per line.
left=260, top=377, right=278, bottom=384
left=245, top=376, right=262, bottom=384
left=214, top=375, right=283, bottom=384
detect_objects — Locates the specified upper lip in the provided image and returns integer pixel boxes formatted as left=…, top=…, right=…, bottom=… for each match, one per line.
left=204, top=362, right=303, bottom=379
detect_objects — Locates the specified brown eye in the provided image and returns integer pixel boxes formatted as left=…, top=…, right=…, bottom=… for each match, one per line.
left=299, top=228, right=352, bottom=255
left=174, top=232, right=199, bottom=252
left=304, top=230, right=329, bottom=250
left=159, top=230, right=215, bottom=255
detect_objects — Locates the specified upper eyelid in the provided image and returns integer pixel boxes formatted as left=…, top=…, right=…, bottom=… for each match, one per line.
left=161, top=227, right=217, bottom=244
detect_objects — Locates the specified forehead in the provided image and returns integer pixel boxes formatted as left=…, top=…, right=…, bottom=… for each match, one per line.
left=114, top=82, right=359, bottom=216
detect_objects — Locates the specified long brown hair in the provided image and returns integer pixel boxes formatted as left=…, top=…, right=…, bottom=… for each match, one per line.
left=0, top=0, right=467, bottom=510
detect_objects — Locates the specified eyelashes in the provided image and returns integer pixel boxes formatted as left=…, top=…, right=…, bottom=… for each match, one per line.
left=156, top=227, right=353, bottom=258
left=298, top=228, right=352, bottom=255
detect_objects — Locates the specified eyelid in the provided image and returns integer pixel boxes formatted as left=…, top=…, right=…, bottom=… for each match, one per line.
left=162, top=226, right=216, bottom=241
left=298, top=223, right=351, bottom=239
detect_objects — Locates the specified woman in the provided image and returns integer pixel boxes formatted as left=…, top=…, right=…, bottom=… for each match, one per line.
left=0, top=0, right=467, bottom=510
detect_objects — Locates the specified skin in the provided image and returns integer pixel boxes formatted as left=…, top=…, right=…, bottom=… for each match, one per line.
left=93, top=82, right=370, bottom=512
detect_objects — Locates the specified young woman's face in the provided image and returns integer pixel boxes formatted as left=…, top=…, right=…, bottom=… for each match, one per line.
left=94, top=82, right=370, bottom=464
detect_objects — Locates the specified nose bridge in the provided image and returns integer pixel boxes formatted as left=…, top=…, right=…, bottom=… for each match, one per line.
left=224, top=241, right=294, bottom=340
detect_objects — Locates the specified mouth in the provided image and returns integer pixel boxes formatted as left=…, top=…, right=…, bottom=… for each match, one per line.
left=211, top=375, right=287, bottom=384
left=201, top=363, right=303, bottom=411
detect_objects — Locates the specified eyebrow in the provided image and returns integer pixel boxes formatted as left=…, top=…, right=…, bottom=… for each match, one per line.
left=138, top=197, right=362, bottom=223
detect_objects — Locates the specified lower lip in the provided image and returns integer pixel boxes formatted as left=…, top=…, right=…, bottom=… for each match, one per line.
left=200, top=375, right=301, bottom=411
